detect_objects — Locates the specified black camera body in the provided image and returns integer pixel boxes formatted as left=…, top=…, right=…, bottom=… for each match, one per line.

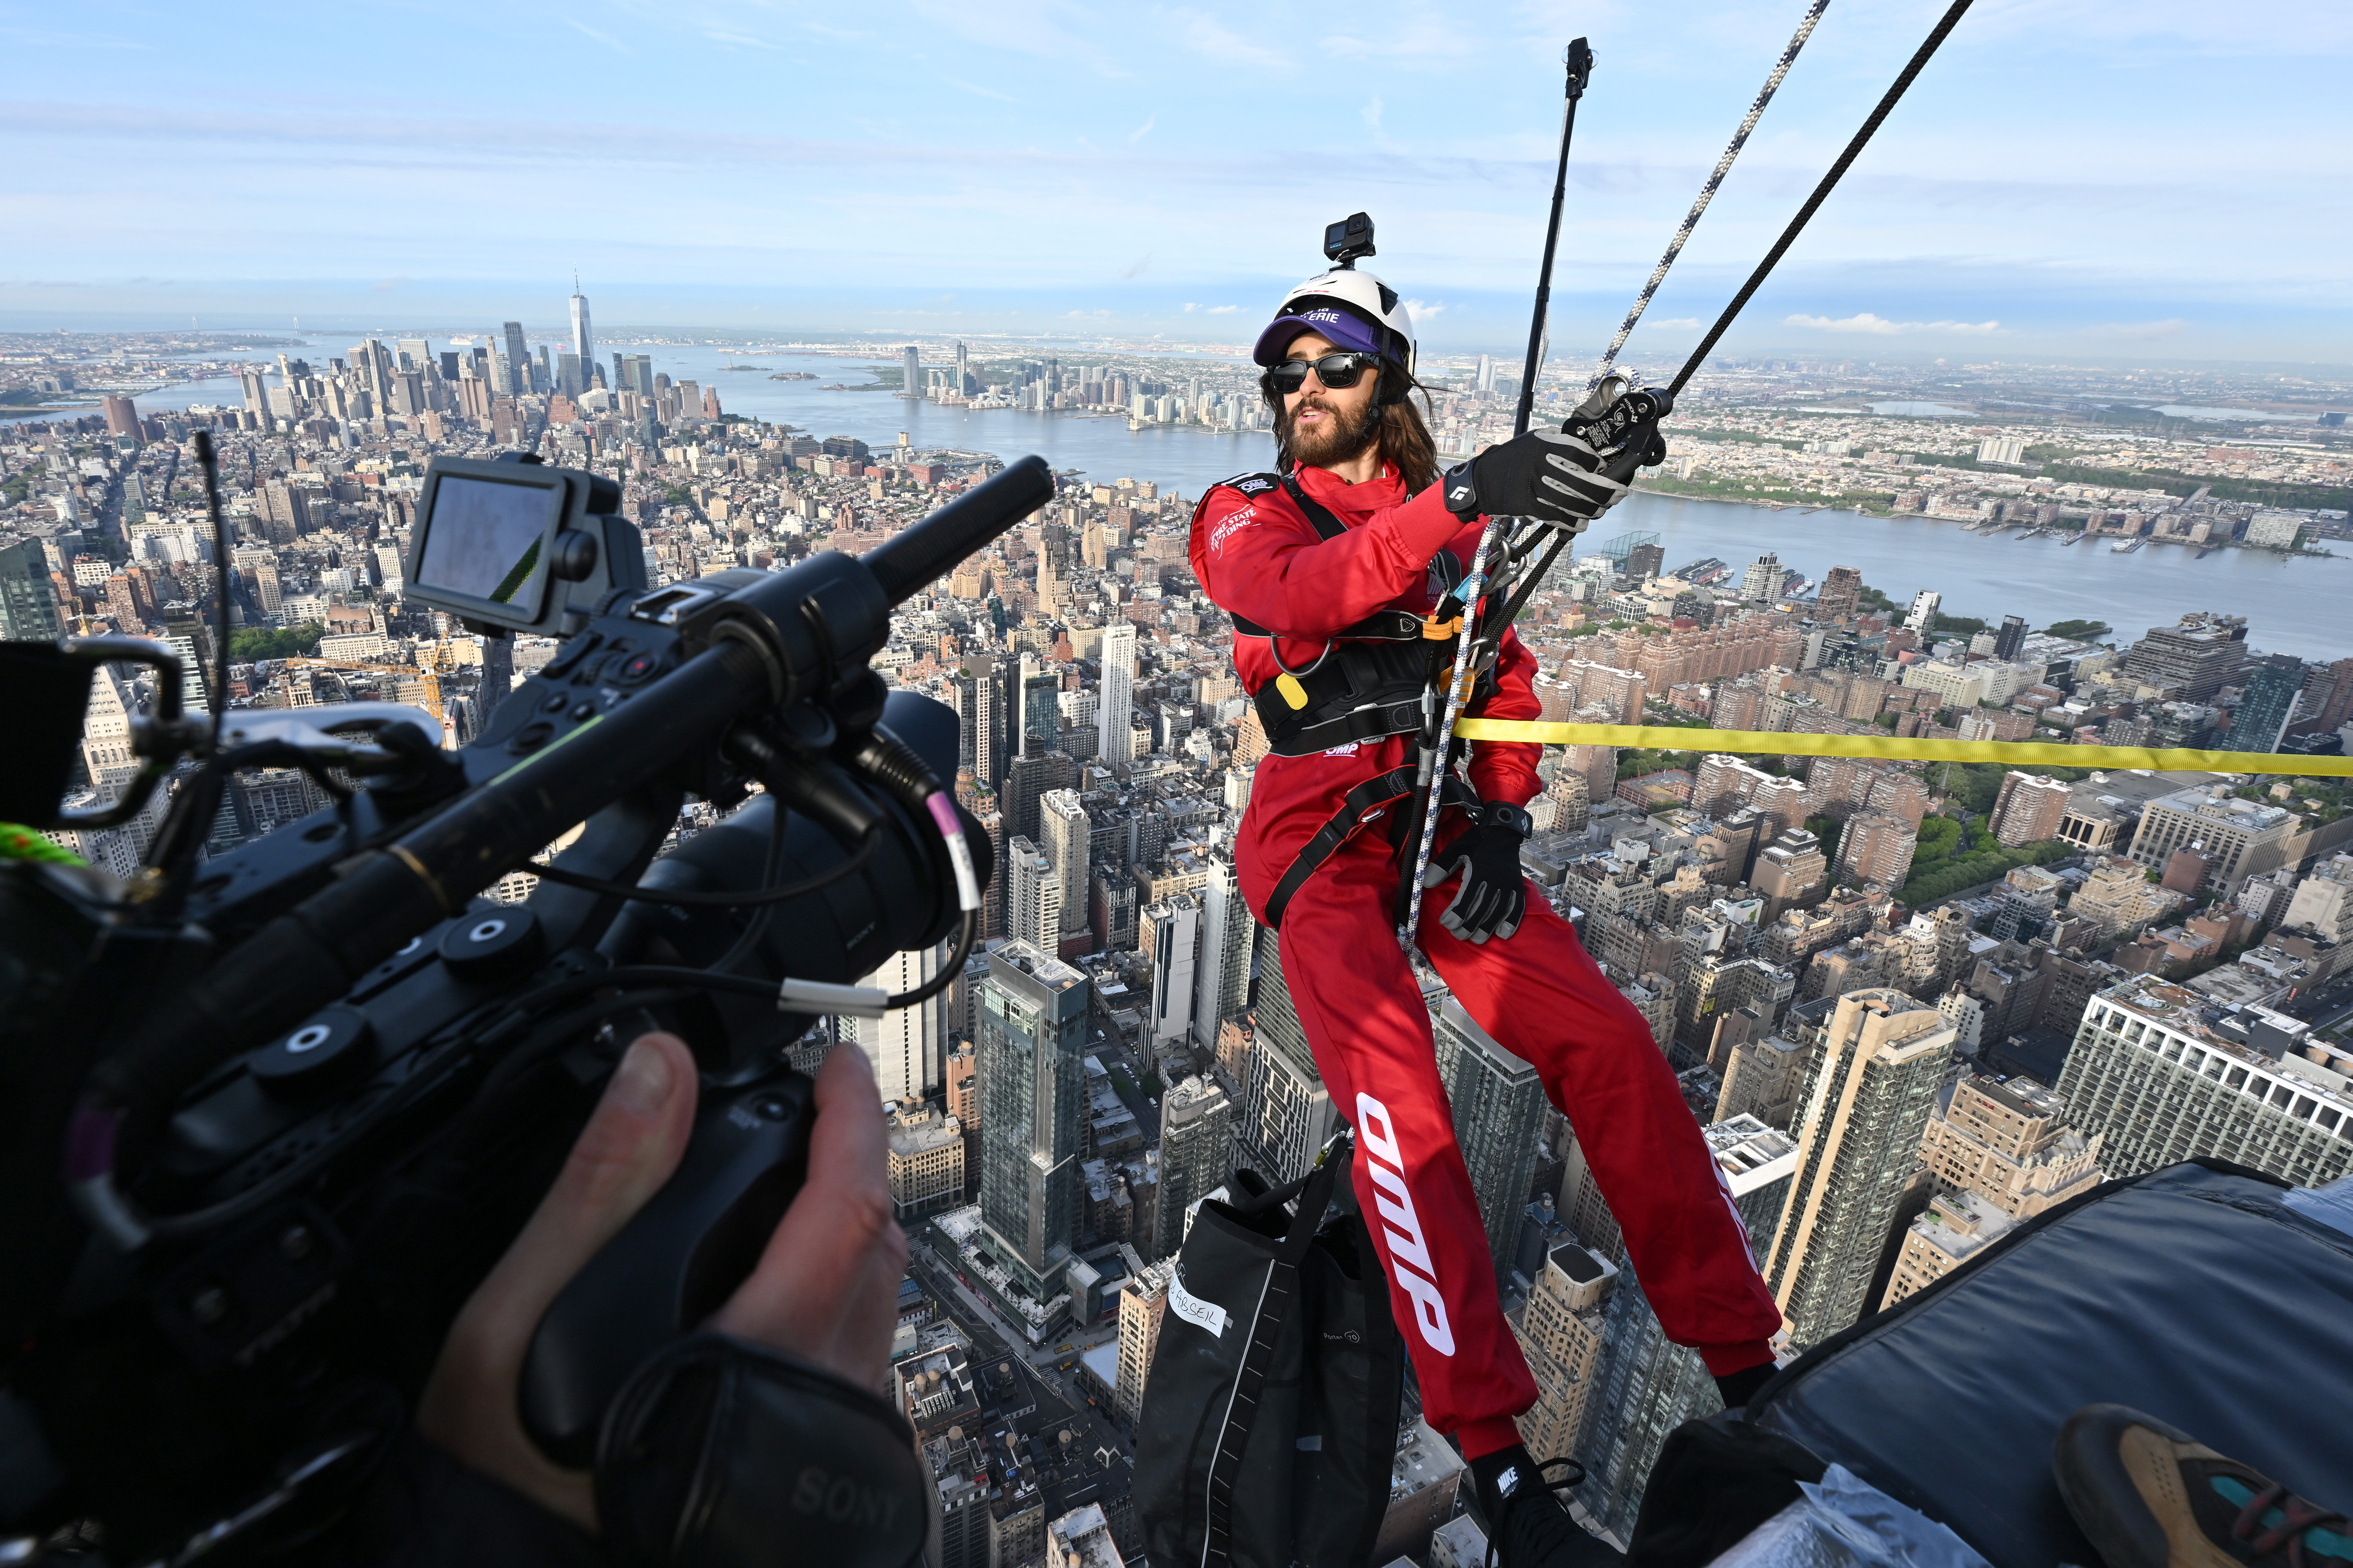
left=0, top=455, right=1053, bottom=1554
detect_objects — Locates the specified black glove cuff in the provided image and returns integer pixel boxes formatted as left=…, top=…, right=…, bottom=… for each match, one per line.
left=1479, top=803, right=1533, bottom=840
left=1441, top=460, right=1482, bottom=518
left=596, top=1333, right=927, bottom=1568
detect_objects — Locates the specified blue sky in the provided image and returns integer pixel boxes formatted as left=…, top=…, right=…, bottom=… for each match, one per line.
left=3, top=0, right=2348, bottom=362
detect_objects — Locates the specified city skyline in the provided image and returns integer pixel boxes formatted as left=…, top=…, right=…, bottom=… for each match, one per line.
left=5, top=3, right=2350, bottom=359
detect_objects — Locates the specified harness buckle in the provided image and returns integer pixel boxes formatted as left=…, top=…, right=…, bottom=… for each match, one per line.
left=1274, top=673, right=1310, bottom=710
left=1421, top=615, right=1462, bottom=640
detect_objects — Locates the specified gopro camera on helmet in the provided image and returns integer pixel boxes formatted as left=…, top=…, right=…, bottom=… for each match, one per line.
left=403, top=453, right=646, bottom=637
left=1323, top=211, right=1376, bottom=268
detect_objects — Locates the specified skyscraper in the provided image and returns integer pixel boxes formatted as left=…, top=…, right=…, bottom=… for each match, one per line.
left=1739, top=553, right=1781, bottom=603
left=1151, top=1076, right=1233, bottom=1260
left=2055, top=975, right=2353, bottom=1188
left=570, top=280, right=593, bottom=373
left=1148, top=893, right=1199, bottom=1045
left=1993, top=614, right=2028, bottom=661
left=1007, top=837, right=1060, bottom=952
left=1430, top=997, right=1547, bottom=1287
left=501, top=321, right=529, bottom=396
left=901, top=344, right=921, bottom=400
left=1573, top=1115, right=1796, bottom=1544
left=1238, top=926, right=1339, bottom=1183
left=1903, top=589, right=1941, bottom=634
left=2123, top=612, right=2249, bottom=701
left=2234, top=654, right=2306, bottom=756
left=1763, top=990, right=1953, bottom=1351
left=844, top=939, right=950, bottom=1105
left=975, top=942, right=1090, bottom=1303
left=954, top=340, right=969, bottom=396
left=1039, top=789, right=1090, bottom=937
left=1192, top=854, right=1252, bottom=1052
left=1815, top=566, right=1864, bottom=623
left=0, top=540, right=64, bottom=642
left=1098, top=623, right=1136, bottom=771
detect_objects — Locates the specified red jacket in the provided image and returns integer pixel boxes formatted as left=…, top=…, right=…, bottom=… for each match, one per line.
left=1188, top=461, right=1542, bottom=902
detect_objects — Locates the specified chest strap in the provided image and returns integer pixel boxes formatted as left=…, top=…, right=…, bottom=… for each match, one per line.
left=1263, top=767, right=1477, bottom=931
left=1223, top=472, right=1451, bottom=645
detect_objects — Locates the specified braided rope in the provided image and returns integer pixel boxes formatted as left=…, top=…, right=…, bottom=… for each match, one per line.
left=1585, top=0, right=1831, bottom=392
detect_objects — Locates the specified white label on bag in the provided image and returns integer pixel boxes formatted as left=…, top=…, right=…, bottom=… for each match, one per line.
left=1168, top=1268, right=1227, bottom=1338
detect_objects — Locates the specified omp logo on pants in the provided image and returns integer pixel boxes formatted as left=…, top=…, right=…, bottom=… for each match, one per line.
left=1355, top=1094, right=1456, bottom=1356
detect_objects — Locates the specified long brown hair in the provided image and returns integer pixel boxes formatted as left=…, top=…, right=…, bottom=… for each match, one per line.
left=1267, top=372, right=1442, bottom=495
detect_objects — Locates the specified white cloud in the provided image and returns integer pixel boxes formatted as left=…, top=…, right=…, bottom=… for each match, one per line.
left=1362, top=96, right=1384, bottom=132
left=1404, top=299, right=1445, bottom=323
left=1123, top=254, right=1150, bottom=279
left=1182, top=302, right=1198, bottom=312
left=1785, top=312, right=2003, bottom=336
left=1206, top=303, right=1237, bottom=314
left=1645, top=317, right=1702, bottom=330
left=1128, top=115, right=1155, bottom=144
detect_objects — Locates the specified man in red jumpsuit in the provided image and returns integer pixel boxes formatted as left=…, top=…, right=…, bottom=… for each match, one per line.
left=1188, top=270, right=1783, bottom=1560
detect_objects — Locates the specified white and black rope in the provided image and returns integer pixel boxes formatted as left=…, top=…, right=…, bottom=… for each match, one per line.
left=1585, top=0, right=1831, bottom=392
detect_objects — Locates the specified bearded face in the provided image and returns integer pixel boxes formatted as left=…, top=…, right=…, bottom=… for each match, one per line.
left=1277, top=385, right=1384, bottom=469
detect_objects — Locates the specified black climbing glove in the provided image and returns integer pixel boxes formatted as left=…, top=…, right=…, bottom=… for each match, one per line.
left=1440, top=425, right=1629, bottom=532
left=1713, top=1360, right=1778, bottom=1412
left=1422, top=803, right=1533, bottom=944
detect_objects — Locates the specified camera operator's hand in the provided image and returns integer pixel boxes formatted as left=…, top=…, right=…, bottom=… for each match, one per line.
left=418, top=1033, right=907, bottom=1532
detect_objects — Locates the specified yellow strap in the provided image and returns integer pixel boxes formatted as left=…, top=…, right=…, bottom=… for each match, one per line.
left=1450, top=717, right=2353, bottom=778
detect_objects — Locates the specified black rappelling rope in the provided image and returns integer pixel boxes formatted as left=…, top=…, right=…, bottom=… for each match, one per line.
left=1669, top=0, right=1975, bottom=399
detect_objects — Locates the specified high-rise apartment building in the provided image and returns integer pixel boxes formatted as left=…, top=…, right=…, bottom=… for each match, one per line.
left=1039, top=789, right=1090, bottom=937
left=1112, top=1258, right=1175, bottom=1426
left=1147, top=894, right=1199, bottom=1045
left=1763, top=990, right=1954, bottom=1351
left=102, top=394, right=141, bottom=442
left=2123, top=612, right=2249, bottom=701
left=1903, top=589, right=1941, bottom=634
left=1002, top=749, right=1073, bottom=849
left=1739, top=553, right=1782, bottom=603
left=1430, top=998, right=1547, bottom=1286
left=1007, top=836, right=1061, bottom=951
left=1814, top=566, right=1863, bottom=623
left=1151, top=1075, right=1233, bottom=1261
left=1237, top=928, right=1339, bottom=1183
left=1575, top=1116, right=1797, bottom=1544
left=1511, top=1240, right=1616, bottom=1467
left=975, top=942, right=1091, bottom=1303
left=1098, top=623, right=1136, bottom=771
left=1625, top=542, right=1665, bottom=583
left=901, top=345, right=921, bottom=399
left=1917, top=1073, right=2103, bottom=1218
left=1831, top=807, right=1918, bottom=891
left=2234, top=654, right=2306, bottom=756
left=844, top=940, right=949, bottom=1104
left=1192, top=855, right=1251, bottom=1053
left=1992, top=614, right=2028, bottom=661
left=2056, top=976, right=2353, bottom=1187
left=1987, top=771, right=2072, bottom=847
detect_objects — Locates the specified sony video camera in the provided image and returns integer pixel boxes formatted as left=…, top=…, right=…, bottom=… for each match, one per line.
left=0, top=449, right=1052, bottom=1558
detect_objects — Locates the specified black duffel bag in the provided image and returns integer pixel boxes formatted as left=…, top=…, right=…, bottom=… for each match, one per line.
left=1135, top=1133, right=1403, bottom=1568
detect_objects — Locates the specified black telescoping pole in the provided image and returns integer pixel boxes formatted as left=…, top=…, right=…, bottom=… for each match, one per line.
left=1512, top=39, right=1594, bottom=438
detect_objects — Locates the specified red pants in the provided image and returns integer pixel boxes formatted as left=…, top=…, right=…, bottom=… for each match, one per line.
left=1241, top=828, right=1781, bottom=1454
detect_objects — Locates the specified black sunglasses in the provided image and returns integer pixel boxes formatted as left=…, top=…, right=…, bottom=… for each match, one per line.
left=1263, top=352, right=1381, bottom=394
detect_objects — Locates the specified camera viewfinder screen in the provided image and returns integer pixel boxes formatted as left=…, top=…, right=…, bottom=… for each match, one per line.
left=415, top=475, right=559, bottom=615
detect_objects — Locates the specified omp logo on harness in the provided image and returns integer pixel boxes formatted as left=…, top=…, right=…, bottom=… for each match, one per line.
left=1355, top=1094, right=1456, bottom=1356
